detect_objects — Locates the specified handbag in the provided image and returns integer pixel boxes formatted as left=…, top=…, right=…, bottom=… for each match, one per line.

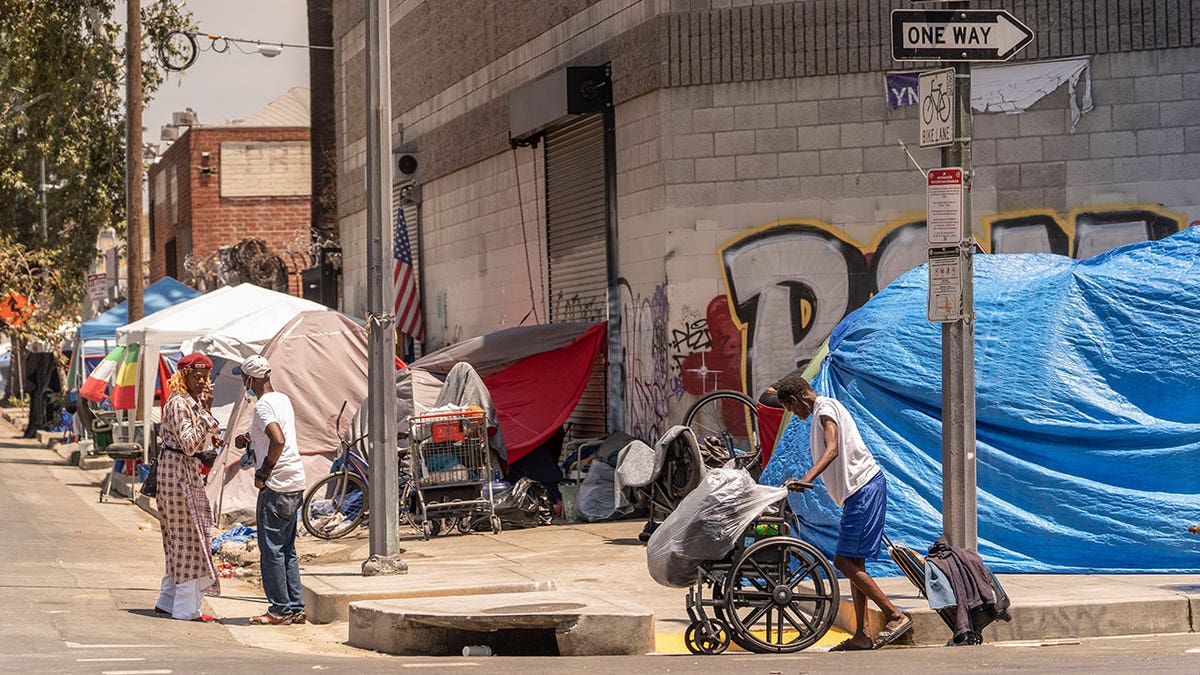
left=139, top=459, right=159, bottom=498
left=199, top=448, right=218, bottom=469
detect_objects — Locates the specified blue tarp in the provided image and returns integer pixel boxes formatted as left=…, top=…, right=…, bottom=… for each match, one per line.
left=763, top=228, right=1200, bottom=574
left=79, top=277, right=200, bottom=341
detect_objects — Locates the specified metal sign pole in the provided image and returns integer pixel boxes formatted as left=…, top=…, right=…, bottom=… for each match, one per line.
left=941, top=50, right=977, bottom=551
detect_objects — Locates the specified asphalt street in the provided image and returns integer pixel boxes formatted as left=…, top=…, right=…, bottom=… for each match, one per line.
left=1, top=425, right=1198, bottom=674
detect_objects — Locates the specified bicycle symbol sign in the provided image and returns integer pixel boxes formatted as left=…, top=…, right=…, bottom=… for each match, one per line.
left=919, top=68, right=955, bottom=148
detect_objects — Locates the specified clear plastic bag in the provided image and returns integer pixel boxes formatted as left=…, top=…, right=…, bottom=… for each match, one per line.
left=646, top=463, right=787, bottom=588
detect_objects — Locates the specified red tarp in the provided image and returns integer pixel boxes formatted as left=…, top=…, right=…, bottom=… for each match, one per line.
left=483, top=323, right=606, bottom=464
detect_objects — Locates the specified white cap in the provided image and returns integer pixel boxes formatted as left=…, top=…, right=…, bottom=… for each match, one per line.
left=234, top=354, right=271, bottom=378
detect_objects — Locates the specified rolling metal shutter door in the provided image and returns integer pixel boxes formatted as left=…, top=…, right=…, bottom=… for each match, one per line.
left=545, top=114, right=609, bottom=442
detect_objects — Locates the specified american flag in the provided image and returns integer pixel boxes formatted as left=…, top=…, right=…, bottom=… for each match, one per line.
left=393, top=206, right=423, bottom=340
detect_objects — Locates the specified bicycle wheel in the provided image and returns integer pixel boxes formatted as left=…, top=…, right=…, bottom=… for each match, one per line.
left=684, top=390, right=761, bottom=471
left=302, top=471, right=368, bottom=540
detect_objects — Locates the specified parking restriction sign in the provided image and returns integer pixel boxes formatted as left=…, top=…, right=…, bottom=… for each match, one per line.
left=927, top=167, right=963, bottom=246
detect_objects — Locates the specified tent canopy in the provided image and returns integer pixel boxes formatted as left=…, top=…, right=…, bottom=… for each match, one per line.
left=206, top=310, right=370, bottom=524
left=117, top=284, right=327, bottom=348
left=762, top=228, right=1200, bottom=574
left=115, top=284, right=329, bottom=437
left=397, top=322, right=607, bottom=465
left=79, top=277, right=200, bottom=341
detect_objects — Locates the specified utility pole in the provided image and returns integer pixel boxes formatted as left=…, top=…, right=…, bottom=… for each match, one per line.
left=125, top=0, right=144, bottom=322
left=38, top=156, right=47, bottom=241
left=941, top=54, right=976, bottom=551
left=362, top=0, right=405, bottom=575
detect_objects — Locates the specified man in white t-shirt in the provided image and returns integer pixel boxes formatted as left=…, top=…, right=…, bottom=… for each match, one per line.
left=232, top=354, right=307, bottom=625
left=775, top=372, right=911, bottom=651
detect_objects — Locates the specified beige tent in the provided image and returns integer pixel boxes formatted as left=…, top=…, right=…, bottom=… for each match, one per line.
left=205, top=310, right=368, bottom=525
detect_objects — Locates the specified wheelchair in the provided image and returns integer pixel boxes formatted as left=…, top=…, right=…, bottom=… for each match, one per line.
left=682, top=482, right=840, bottom=655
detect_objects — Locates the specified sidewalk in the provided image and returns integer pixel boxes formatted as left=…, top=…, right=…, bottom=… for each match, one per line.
left=22, top=414, right=1199, bottom=656
left=295, top=518, right=1199, bottom=652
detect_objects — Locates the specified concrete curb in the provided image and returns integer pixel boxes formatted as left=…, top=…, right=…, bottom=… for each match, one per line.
left=302, top=564, right=557, bottom=624
left=347, top=590, right=656, bottom=656
left=841, top=574, right=1200, bottom=646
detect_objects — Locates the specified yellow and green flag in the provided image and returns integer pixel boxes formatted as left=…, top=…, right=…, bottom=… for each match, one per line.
left=78, top=345, right=125, bottom=402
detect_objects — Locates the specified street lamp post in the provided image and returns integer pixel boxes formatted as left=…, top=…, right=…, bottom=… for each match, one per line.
left=361, top=0, right=405, bottom=576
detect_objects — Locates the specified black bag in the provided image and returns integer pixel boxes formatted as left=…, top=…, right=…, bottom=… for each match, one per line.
left=139, top=460, right=159, bottom=498
left=198, top=448, right=218, bottom=469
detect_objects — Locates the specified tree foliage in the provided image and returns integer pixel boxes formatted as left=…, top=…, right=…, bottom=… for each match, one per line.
left=0, top=0, right=190, bottom=343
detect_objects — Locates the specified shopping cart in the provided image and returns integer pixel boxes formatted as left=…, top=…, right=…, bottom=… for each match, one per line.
left=408, top=408, right=500, bottom=538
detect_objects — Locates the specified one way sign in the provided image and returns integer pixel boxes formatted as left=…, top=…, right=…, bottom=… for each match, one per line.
left=892, top=9, right=1033, bottom=62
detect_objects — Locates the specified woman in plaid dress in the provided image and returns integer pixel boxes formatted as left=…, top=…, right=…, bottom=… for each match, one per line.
left=154, top=353, right=224, bottom=621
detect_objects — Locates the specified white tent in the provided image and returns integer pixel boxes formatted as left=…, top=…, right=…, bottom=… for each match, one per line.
left=116, top=284, right=329, bottom=446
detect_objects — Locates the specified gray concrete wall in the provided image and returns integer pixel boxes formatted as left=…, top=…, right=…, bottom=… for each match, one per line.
left=331, top=0, right=1200, bottom=439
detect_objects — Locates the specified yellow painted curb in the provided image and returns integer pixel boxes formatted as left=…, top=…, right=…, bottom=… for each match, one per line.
left=655, top=625, right=851, bottom=655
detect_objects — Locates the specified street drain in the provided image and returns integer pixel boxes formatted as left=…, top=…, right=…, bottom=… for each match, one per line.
left=480, top=602, right=587, bottom=614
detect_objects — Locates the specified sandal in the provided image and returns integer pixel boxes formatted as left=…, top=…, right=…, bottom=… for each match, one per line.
left=249, top=611, right=290, bottom=625
left=288, top=611, right=307, bottom=625
left=875, top=615, right=914, bottom=647
left=191, top=614, right=216, bottom=623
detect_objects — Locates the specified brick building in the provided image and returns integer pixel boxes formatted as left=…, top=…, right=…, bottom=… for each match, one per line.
left=147, top=88, right=313, bottom=296
left=332, top=1, right=1200, bottom=441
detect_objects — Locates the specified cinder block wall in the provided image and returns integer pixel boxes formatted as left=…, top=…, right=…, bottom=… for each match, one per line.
left=417, top=149, right=546, bottom=346
left=332, top=0, right=1200, bottom=437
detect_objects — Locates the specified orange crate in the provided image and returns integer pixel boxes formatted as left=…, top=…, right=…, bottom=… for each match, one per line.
left=431, top=420, right=465, bottom=442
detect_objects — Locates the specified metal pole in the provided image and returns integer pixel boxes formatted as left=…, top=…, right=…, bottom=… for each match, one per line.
left=362, top=0, right=404, bottom=574
left=941, top=50, right=977, bottom=550
left=39, top=156, right=47, bottom=241
left=125, top=0, right=144, bottom=323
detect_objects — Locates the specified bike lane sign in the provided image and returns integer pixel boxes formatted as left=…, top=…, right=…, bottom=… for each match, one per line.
left=927, top=167, right=963, bottom=246
left=919, top=68, right=954, bottom=148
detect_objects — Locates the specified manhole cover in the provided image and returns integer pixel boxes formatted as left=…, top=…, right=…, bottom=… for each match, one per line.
left=480, top=602, right=587, bottom=614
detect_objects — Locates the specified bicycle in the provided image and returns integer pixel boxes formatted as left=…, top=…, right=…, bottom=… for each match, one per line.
left=301, top=402, right=419, bottom=539
left=683, top=389, right=762, bottom=473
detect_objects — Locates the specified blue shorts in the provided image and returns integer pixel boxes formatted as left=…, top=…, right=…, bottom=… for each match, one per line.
left=836, top=471, right=887, bottom=559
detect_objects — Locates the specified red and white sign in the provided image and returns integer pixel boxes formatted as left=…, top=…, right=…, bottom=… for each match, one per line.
left=87, top=273, right=107, bottom=301
left=927, top=167, right=964, bottom=246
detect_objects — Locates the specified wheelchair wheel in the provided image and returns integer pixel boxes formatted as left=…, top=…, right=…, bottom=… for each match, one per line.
left=302, top=471, right=368, bottom=540
left=684, top=390, right=761, bottom=471
left=684, top=619, right=731, bottom=655
left=724, top=537, right=839, bottom=653
left=660, top=429, right=705, bottom=503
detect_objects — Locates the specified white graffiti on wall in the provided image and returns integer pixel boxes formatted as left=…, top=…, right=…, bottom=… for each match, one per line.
left=617, top=279, right=674, bottom=443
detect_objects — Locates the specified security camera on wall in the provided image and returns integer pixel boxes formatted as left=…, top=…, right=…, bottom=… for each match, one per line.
left=395, top=153, right=418, bottom=178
